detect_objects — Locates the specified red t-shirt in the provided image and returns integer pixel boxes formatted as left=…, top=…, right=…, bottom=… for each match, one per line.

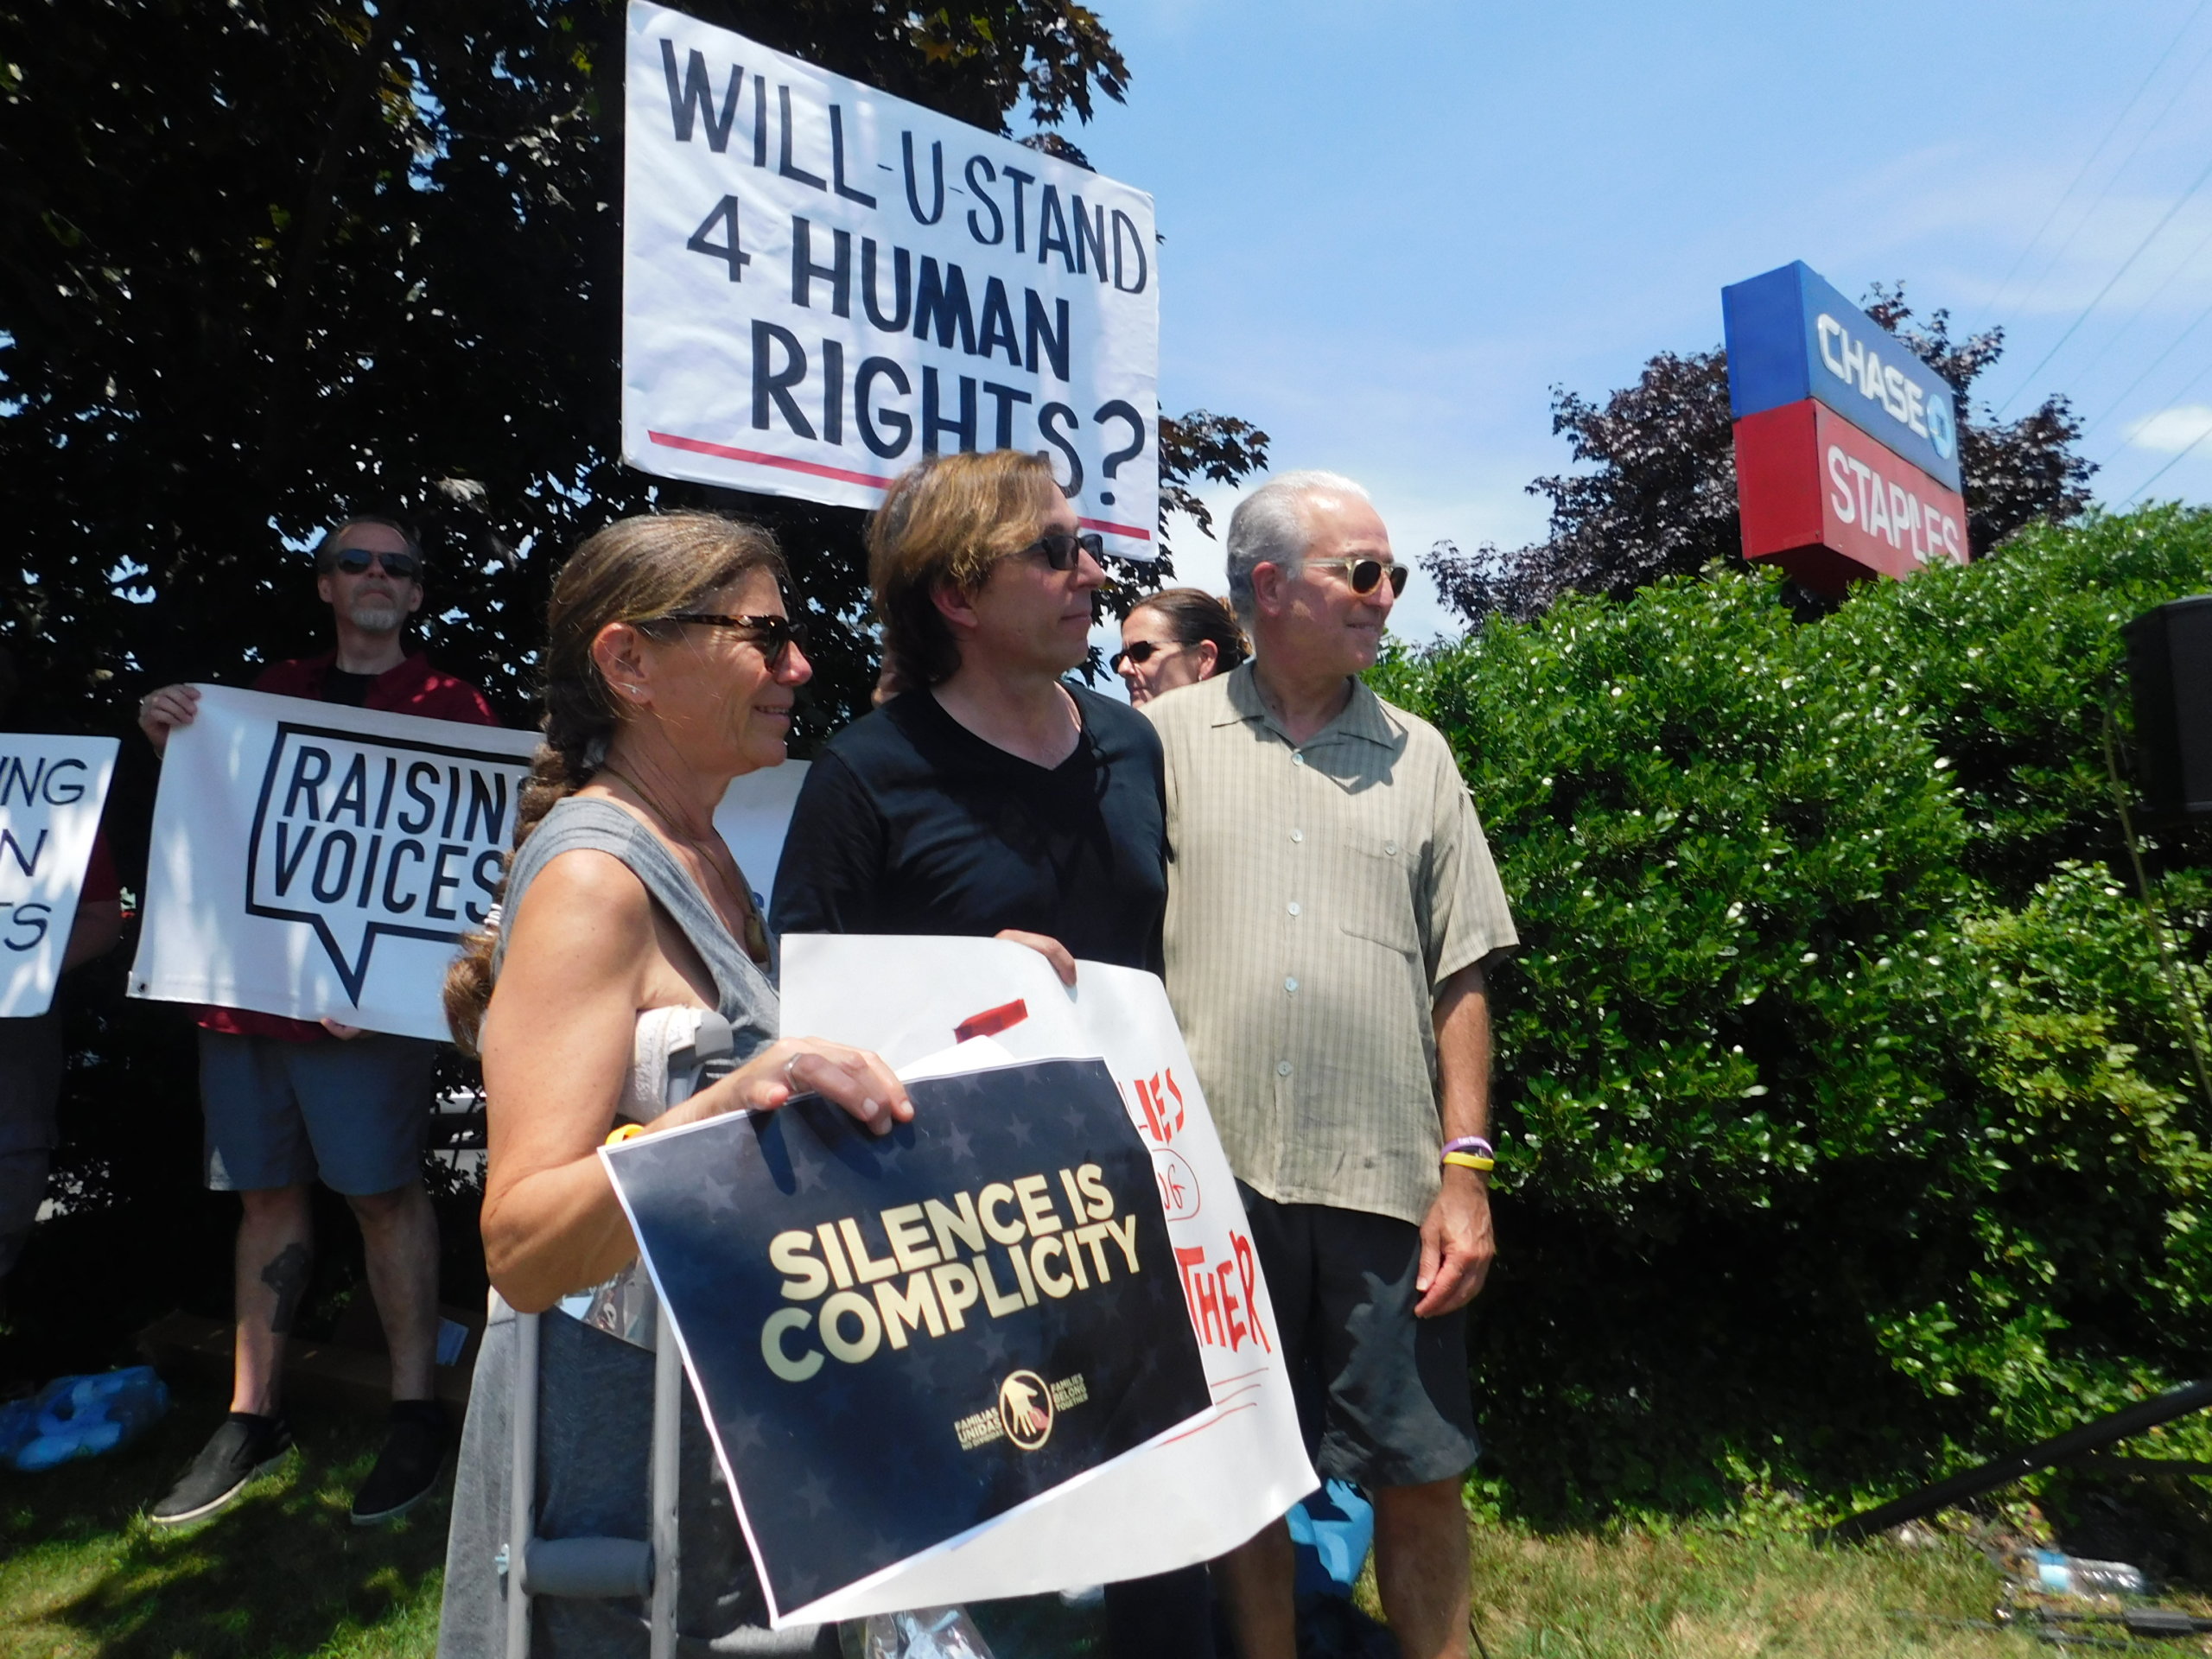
left=199, top=652, right=500, bottom=1043
left=80, top=829, right=119, bottom=905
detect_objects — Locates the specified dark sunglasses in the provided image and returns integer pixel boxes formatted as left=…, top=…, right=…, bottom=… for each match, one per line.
left=1016, top=531, right=1106, bottom=571
left=1111, top=639, right=1181, bottom=671
left=659, top=612, right=810, bottom=666
left=1308, top=556, right=1408, bottom=597
left=328, top=547, right=422, bottom=580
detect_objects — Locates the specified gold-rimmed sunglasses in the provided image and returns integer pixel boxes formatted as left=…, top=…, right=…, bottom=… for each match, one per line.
left=1306, top=557, right=1408, bottom=597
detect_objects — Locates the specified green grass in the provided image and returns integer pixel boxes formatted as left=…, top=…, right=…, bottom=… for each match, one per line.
left=1445, top=1524, right=2027, bottom=1657
left=0, top=1377, right=2076, bottom=1659
left=0, top=1387, right=448, bottom=1659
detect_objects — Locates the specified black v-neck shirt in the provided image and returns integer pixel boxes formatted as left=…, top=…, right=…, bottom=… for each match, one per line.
left=772, top=684, right=1168, bottom=974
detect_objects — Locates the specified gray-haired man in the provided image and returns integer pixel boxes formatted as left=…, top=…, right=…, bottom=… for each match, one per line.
left=1143, top=472, right=1516, bottom=1659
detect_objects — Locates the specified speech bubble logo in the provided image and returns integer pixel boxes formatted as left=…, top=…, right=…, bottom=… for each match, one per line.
left=245, top=721, right=531, bottom=1003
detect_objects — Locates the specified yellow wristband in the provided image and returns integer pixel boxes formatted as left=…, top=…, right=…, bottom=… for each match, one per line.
left=1442, top=1151, right=1494, bottom=1172
left=605, top=1122, right=647, bottom=1146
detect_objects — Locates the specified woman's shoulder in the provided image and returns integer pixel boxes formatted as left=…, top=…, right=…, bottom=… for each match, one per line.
left=505, top=796, right=662, bottom=902
left=512, top=794, right=649, bottom=866
left=499, top=841, right=657, bottom=978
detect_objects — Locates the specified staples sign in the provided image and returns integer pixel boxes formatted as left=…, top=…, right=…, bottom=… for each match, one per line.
left=1734, top=400, right=1968, bottom=593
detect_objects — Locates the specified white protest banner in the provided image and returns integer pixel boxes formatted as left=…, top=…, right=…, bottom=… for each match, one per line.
left=130, top=688, right=539, bottom=1040
left=0, top=736, right=118, bottom=1019
left=714, top=759, right=808, bottom=922
left=736, top=934, right=1315, bottom=1624
left=621, top=0, right=1160, bottom=554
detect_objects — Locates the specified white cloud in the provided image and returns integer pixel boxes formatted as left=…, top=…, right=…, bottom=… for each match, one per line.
left=2126, top=404, right=2212, bottom=452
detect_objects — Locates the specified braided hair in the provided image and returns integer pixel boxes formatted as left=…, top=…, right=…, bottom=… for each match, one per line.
left=443, top=512, right=789, bottom=1053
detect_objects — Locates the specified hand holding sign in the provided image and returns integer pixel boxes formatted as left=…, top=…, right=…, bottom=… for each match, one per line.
left=602, top=1053, right=1212, bottom=1625
left=623, top=934, right=1319, bottom=1627
left=136, top=683, right=200, bottom=758
left=668, top=1034, right=915, bottom=1138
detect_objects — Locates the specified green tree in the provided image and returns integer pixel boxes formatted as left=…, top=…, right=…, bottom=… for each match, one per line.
left=0, top=0, right=1265, bottom=1374
left=1, top=0, right=1248, bottom=739
left=1376, top=507, right=2212, bottom=1521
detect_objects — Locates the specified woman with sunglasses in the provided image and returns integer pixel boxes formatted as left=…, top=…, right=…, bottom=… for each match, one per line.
left=772, top=450, right=1214, bottom=1659
left=1113, top=588, right=1249, bottom=707
left=437, top=512, right=908, bottom=1657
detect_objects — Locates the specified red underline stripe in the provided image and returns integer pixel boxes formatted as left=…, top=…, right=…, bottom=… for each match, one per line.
left=648, top=431, right=897, bottom=491
left=647, top=430, right=1156, bottom=542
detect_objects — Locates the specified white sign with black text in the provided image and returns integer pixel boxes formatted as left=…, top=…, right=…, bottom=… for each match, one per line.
left=130, top=688, right=540, bottom=1040
left=0, top=735, right=118, bottom=1019
left=621, top=0, right=1160, bottom=552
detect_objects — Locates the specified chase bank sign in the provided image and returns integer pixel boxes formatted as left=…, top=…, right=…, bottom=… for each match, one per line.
left=1723, top=261, right=1961, bottom=493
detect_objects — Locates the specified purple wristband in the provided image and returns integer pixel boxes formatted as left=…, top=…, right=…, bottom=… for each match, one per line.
left=1442, top=1135, right=1493, bottom=1161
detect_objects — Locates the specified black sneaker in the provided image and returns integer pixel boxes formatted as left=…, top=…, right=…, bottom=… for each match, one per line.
left=149, top=1412, right=294, bottom=1526
left=350, top=1399, right=448, bottom=1525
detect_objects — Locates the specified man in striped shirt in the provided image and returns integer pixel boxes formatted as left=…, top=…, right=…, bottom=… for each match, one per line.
left=1143, top=472, right=1517, bottom=1659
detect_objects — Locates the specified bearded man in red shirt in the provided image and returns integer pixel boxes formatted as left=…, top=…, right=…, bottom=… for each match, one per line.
left=137, top=514, right=496, bottom=1529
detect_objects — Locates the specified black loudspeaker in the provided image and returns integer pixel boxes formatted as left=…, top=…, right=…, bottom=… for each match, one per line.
left=2126, top=595, right=2212, bottom=816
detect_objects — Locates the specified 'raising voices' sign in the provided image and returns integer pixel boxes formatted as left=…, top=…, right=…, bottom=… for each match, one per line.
left=131, top=688, right=540, bottom=1039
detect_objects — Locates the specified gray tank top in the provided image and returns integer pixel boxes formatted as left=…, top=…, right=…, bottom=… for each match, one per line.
left=494, top=794, right=780, bottom=1349
left=494, top=794, right=778, bottom=1062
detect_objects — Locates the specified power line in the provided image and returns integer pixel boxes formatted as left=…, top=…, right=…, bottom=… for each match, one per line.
left=1995, top=149, right=2212, bottom=416
left=1981, top=0, right=2202, bottom=332
left=1999, top=17, right=2212, bottom=330
left=2057, top=213, right=2212, bottom=389
left=1977, top=0, right=2212, bottom=328
left=2122, top=412, right=2212, bottom=501
left=2102, top=354, right=2212, bottom=470
left=2085, top=288, right=2212, bottom=429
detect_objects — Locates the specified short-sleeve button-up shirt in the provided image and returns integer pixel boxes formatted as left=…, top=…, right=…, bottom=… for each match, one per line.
left=1146, top=664, right=1517, bottom=1226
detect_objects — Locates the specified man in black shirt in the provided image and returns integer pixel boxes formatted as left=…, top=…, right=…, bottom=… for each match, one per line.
left=773, top=450, right=1208, bottom=1659
left=770, top=673, right=1166, bottom=968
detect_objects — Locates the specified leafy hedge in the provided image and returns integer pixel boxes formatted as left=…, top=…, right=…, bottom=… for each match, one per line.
left=1373, top=506, right=2212, bottom=1520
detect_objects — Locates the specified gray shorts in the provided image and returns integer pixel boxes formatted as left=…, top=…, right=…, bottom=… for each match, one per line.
left=200, top=1030, right=439, bottom=1196
left=0, top=1012, right=66, bottom=1280
left=0, top=1148, right=51, bottom=1279
left=0, top=1010, right=65, bottom=1156
left=1238, top=1181, right=1481, bottom=1490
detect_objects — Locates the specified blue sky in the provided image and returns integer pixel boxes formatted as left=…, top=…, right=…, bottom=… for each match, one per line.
left=1065, top=0, right=2212, bottom=644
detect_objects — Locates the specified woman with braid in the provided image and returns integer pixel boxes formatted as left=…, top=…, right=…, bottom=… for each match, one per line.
left=436, top=512, right=909, bottom=1658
